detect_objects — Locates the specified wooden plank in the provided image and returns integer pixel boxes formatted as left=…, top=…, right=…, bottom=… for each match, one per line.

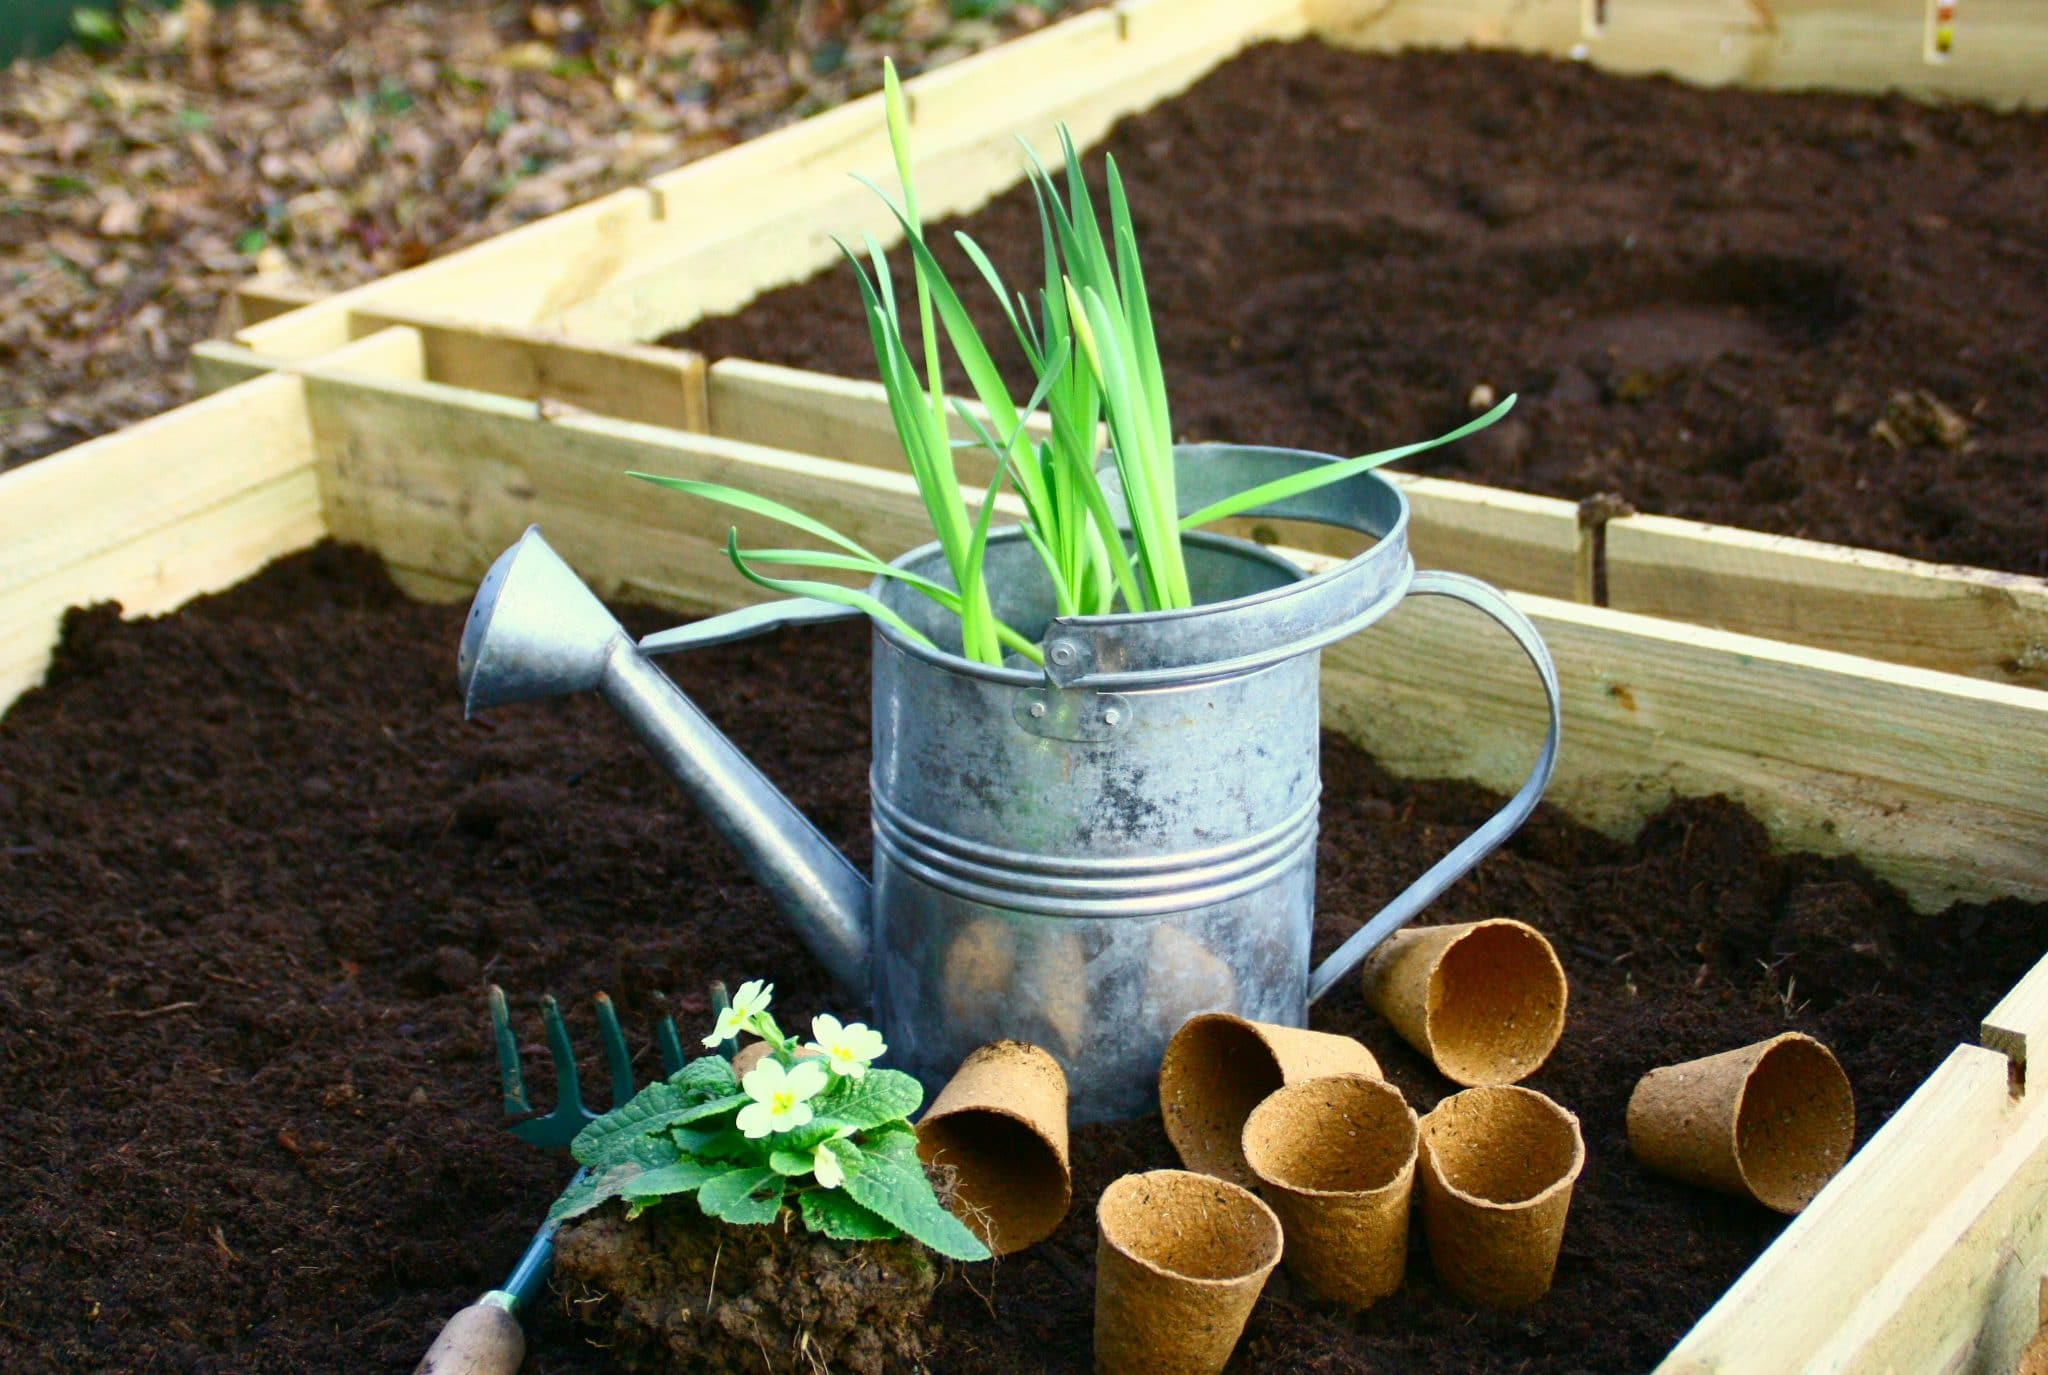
left=302, top=363, right=2048, bottom=912
left=231, top=275, right=326, bottom=330
left=354, top=310, right=709, bottom=431
left=706, top=358, right=1583, bottom=590
left=709, top=358, right=2048, bottom=666
left=0, top=373, right=326, bottom=716
left=1607, top=515, right=2048, bottom=689
left=1801, top=1058, right=2048, bottom=1373
left=301, top=371, right=963, bottom=617
left=233, top=185, right=667, bottom=359
left=1317, top=585, right=2048, bottom=913
left=1985, top=954, right=2048, bottom=1090
left=204, top=309, right=710, bottom=431
left=552, top=0, right=1307, bottom=345
left=1310, top=0, right=2048, bottom=109
left=1657, top=1044, right=2021, bottom=1373
left=231, top=1, right=1303, bottom=361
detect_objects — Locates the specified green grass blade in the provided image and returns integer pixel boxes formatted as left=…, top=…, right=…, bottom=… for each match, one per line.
left=726, top=532, right=938, bottom=653
left=1180, top=397, right=1520, bottom=531
left=631, top=473, right=884, bottom=564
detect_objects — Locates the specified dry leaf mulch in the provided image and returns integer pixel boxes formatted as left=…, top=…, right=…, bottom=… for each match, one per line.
left=0, top=0, right=1079, bottom=470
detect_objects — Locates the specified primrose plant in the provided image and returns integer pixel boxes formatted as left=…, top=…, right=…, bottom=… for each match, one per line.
left=549, top=980, right=990, bottom=1262
left=635, top=59, right=1514, bottom=665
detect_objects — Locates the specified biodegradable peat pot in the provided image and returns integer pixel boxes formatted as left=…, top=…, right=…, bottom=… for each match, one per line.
left=916, top=1040, right=1073, bottom=1256
left=1626, top=1032, right=1855, bottom=1214
left=1241, top=1072, right=1419, bottom=1309
left=1159, top=1011, right=1382, bottom=1186
left=1360, top=918, right=1568, bottom=1086
left=1419, top=1085, right=1585, bottom=1310
left=1094, top=1169, right=1284, bottom=1375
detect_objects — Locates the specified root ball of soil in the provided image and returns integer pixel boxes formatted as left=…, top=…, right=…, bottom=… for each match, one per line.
left=555, top=1205, right=939, bottom=1375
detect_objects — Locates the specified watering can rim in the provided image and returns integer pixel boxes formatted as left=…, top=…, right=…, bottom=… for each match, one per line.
left=868, top=446, right=1412, bottom=690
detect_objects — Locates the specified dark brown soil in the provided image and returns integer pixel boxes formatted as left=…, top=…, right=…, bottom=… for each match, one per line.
left=673, top=41, right=2048, bottom=577
left=3, top=544, right=2045, bottom=1374
left=555, top=1204, right=938, bottom=1374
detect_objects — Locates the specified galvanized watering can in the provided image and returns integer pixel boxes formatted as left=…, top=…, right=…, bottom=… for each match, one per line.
left=458, top=445, right=1562, bottom=1121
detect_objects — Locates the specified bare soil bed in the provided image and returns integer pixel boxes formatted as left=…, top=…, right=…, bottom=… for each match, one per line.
left=676, top=40, right=2048, bottom=577
left=2, top=545, right=2044, bottom=1373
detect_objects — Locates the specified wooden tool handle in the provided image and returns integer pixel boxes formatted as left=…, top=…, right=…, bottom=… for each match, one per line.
left=412, top=1299, right=526, bottom=1375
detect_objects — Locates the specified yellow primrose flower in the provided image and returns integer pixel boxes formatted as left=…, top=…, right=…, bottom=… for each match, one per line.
left=702, top=978, right=774, bottom=1048
left=736, top=1057, right=827, bottom=1138
left=807, top=1013, right=888, bottom=1079
left=813, top=1140, right=846, bottom=1190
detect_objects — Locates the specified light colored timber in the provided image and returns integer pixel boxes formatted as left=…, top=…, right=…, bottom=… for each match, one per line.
left=1657, top=1041, right=2033, bottom=1374
left=549, top=0, right=1309, bottom=345
left=706, top=358, right=2048, bottom=678
left=225, top=0, right=2041, bottom=362
left=1310, top=0, right=2048, bottom=110
left=199, top=310, right=709, bottom=431
left=283, top=360, right=2048, bottom=913
left=1986, top=955, right=2048, bottom=1091
left=1606, top=515, right=2048, bottom=690
left=230, top=275, right=328, bottom=330
left=0, top=373, right=324, bottom=714
left=229, top=0, right=1306, bottom=361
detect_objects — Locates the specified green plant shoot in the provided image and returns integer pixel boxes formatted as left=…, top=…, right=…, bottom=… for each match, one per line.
left=636, top=60, right=1514, bottom=660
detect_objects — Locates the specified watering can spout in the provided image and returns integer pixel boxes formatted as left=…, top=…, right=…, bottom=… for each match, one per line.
left=458, top=527, right=873, bottom=994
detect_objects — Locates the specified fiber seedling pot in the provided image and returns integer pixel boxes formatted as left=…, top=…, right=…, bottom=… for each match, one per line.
left=916, top=1040, right=1072, bottom=1256
left=1159, top=1012, right=1381, bottom=1187
left=1360, top=918, right=1568, bottom=1086
left=1626, top=1031, right=1855, bottom=1214
left=1094, top=1169, right=1284, bottom=1375
left=1241, top=1072, right=1419, bottom=1309
left=1419, top=1085, right=1585, bottom=1310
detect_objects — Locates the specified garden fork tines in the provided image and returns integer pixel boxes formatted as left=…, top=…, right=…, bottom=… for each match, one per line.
left=487, top=986, right=689, bottom=1149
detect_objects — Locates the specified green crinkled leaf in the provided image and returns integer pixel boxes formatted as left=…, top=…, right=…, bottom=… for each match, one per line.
left=800, top=1189, right=900, bottom=1242
left=547, top=1138, right=672, bottom=1224
left=669, top=1056, right=739, bottom=1098
left=620, top=1158, right=723, bottom=1205
left=839, top=1131, right=989, bottom=1261
left=819, top=1069, right=922, bottom=1131
left=679, top=1125, right=758, bottom=1164
left=769, top=1149, right=816, bottom=1178
left=570, top=1058, right=746, bottom=1167
left=698, top=1166, right=786, bottom=1226
left=771, top=1117, right=852, bottom=1154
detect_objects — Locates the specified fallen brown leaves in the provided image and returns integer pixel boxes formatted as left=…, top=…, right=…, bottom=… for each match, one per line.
left=1, top=0, right=1072, bottom=468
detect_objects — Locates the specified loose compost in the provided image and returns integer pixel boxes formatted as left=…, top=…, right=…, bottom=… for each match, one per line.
left=676, top=41, right=2048, bottom=576
left=3, top=545, right=2043, bottom=1373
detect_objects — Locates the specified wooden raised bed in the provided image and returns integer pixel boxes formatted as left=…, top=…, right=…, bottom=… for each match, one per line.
left=5, top=1, right=2047, bottom=1370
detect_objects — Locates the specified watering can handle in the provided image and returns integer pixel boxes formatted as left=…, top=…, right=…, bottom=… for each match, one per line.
left=1305, top=570, right=1562, bottom=1004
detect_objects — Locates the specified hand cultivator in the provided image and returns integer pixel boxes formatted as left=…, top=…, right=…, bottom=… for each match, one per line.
left=411, top=987, right=694, bottom=1375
